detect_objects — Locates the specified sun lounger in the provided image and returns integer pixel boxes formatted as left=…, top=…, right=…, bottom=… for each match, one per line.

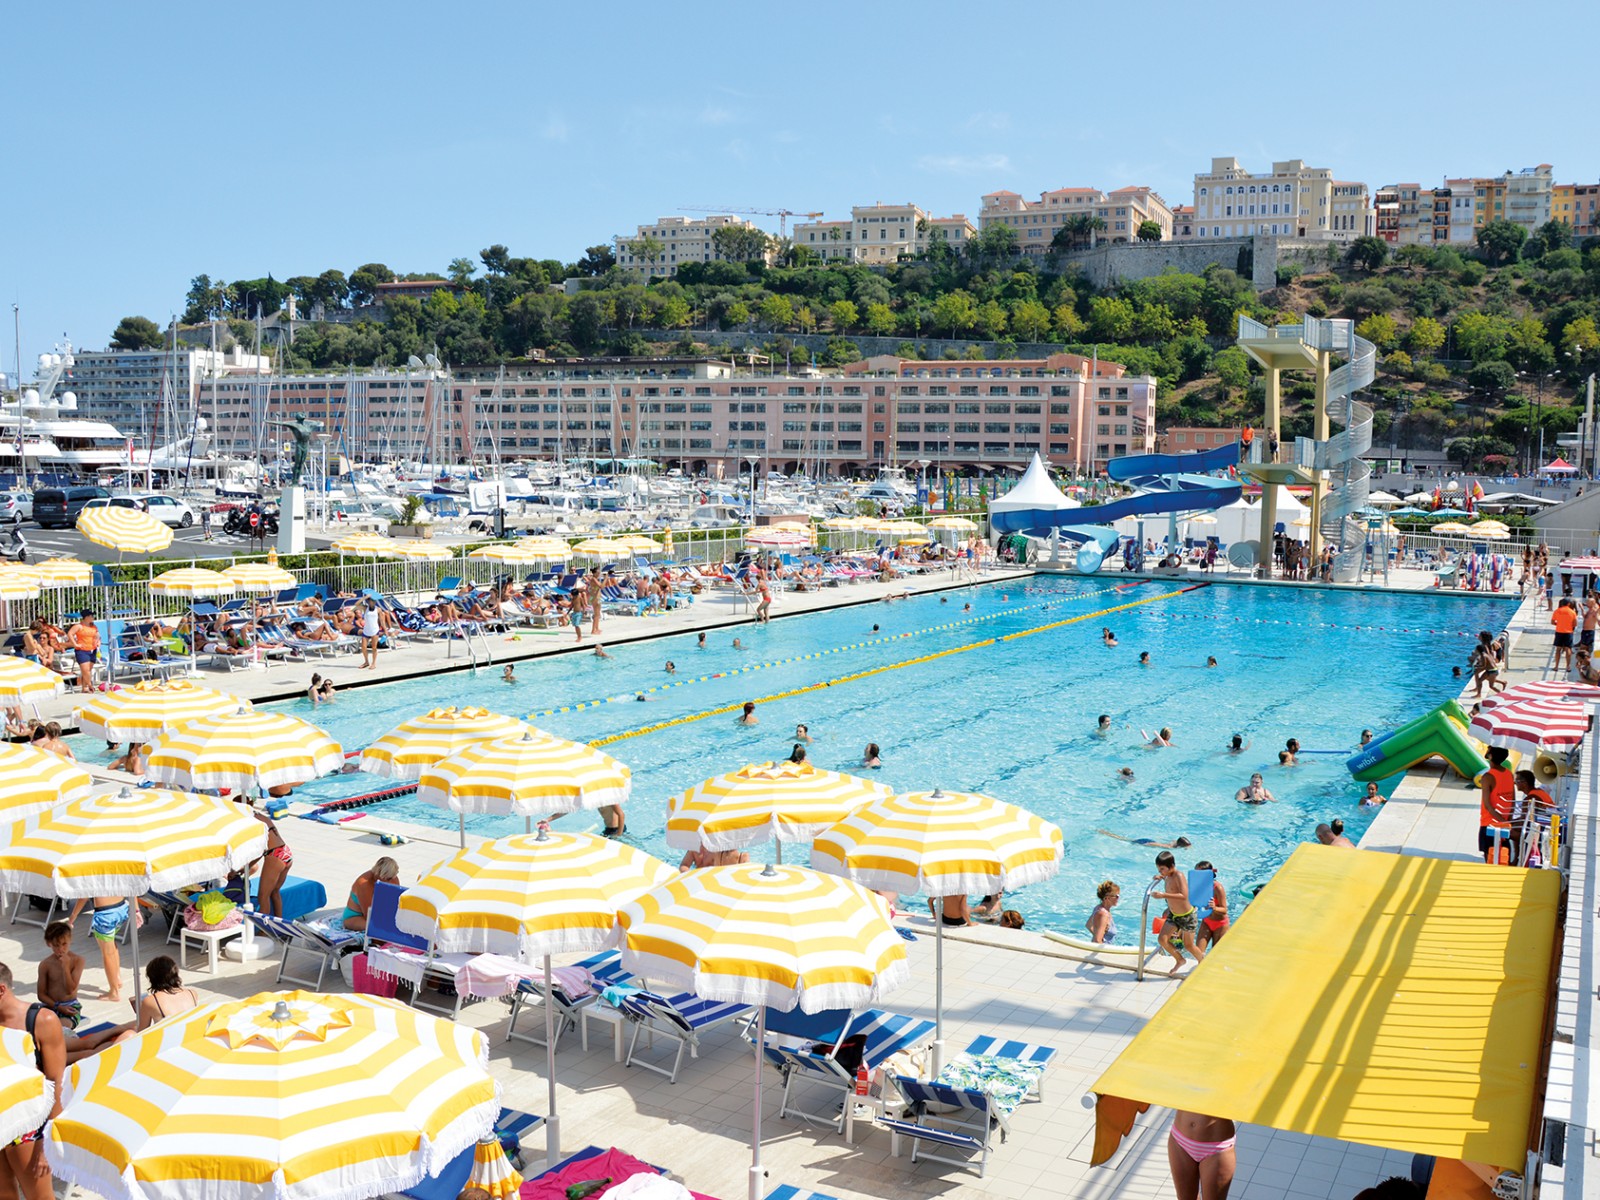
left=960, top=1035, right=1057, bottom=1100
left=504, top=948, right=635, bottom=1048
left=364, top=881, right=484, bottom=1017
left=246, top=909, right=362, bottom=989
left=766, top=1188, right=841, bottom=1200
left=611, top=987, right=751, bottom=1083
left=517, top=1146, right=671, bottom=1200
left=881, top=1074, right=1014, bottom=1177
left=752, top=1005, right=937, bottom=1142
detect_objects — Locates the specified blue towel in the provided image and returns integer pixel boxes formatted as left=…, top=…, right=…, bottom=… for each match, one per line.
left=894, top=926, right=919, bottom=941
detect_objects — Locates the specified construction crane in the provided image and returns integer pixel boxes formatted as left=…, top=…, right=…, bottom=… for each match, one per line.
left=678, top=207, right=824, bottom=240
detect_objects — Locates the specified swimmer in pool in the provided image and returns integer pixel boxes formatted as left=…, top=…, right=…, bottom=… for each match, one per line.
left=963, top=603, right=971, bottom=612
left=732, top=638, right=743, bottom=650
left=794, top=723, right=813, bottom=744
left=1147, top=727, right=1173, bottom=748
left=664, top=661, right=676, bottom=674
left=1102, top=628, right=1118, bottom=647
left=1138, top=652, right=1151, bottom=666
left=697, top=633, right=706, bottom=648
left=1235, top=773, right=1277, bottom=804
left=737, top=701, right=758, bottom=726
left=1206, top=656, right=1218, bottom=668
left=1098, top=830, right=1193, bottom=849
left=1117, top=767, right=1135, bottom=782
left=593, top=644, right=611, bottom=659
left=1095, top=714, right=1111, bottom=738
left=1227, top=735, right=1249, bottom=754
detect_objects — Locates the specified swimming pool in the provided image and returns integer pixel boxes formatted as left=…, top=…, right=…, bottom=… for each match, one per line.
left=129, top=579, right=1521, bottom=933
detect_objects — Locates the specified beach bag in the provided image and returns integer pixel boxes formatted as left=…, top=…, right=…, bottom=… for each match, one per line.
left=183, top=890, right=241, bottom=931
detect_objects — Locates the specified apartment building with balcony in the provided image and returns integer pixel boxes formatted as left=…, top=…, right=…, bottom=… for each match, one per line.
left=791, top=204, right=975, bottom=263
left=1552, top=181, right=1598, bottom=237
left=1373, top=187, right=1399, bottom=242
left=65, top=346, right=271, bottom=439
left=612, top=215, right=773, bottom=278
left=214, top=355, right=1152, bottom=479
left=1170, top=205, right=1197, bottom=240
left=977, top=185, right=1174, bottom=250
left=1190, top=158, right=1367, bottom=241
left=1156, top=426, right=1241, bottom=455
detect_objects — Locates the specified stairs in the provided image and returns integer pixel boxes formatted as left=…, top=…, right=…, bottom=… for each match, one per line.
left=1300, top=318, right=1376, bottom=582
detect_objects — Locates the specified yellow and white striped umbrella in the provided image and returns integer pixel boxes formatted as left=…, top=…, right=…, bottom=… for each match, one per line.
left=391, top=541, right=452, bottom=561
left=360, top=707, right=529, bottom=780
left=513, top=536, right=571, bottom=560
left=814, top=788, right=1062, bottom=1074
left=0, top=1027, right=54, bottom=1145
left=1431, top=521, right=1472, bottom=535
left=0, top=742, right=93, bottom=821
left=0, top=785, right=266, bottom=898
left=220, top=552, right=297, bottom=594
left=76, top=507, right=174, bottom=555
left=330, top=533, right=399, bottom=557
left=397, top=830, right=673, bottom=958
left=0, top=656, right=65, bottom=707
left=416, top=729, right=631, bottom=816
left=613, top=534, right=664, bottom=556
left=928, top=516, right=980, bottom=531
left=469, top=542, right=556, bottom=566
left=611, top=862, right=906, bottom=1197
left=745, top=528, right=812, bottom=548
left=468, top=1135, right=522, bottom=1200
left=812, top=787, right=1064, bottom=898
left=149, top=568, right=236, bottom=600
left=30, top=558, right=93, bottom=587
left=610, top=863, right=907, bottom=1013
left=569, top=537, right=629, bottom=559
left=148, top=708, right=344, bottom=793
left=665, top=761, right=890, bottom=853
left=75, top=679, right=249, bottom=744
left=0, top=568, right=42, bottom=601
left=45, top=991, right=498, bottom=1200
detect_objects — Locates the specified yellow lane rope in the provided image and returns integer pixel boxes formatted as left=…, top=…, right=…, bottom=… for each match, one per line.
left=588, top=584, right=1202, bottom=748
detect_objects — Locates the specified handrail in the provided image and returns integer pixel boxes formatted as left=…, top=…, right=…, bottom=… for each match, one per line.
left=1134, top=877, right=1163, bottom=982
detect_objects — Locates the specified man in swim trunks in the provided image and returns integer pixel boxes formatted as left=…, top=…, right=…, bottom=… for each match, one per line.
left=1552, top=599, right=1578, bottom=673
left=1168, top=1109, right=1236, bottom=1200
left=1235, top=774, right=1276, bottom=804
left=1153, top=851, right=1204, bottom=977
left=65, top=896, right=126, bottom=1003
left=1097, top=830, right=1192, bottom=849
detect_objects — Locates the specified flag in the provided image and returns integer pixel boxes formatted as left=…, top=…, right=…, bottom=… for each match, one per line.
left=1471, top=480, right=1484, bottom=500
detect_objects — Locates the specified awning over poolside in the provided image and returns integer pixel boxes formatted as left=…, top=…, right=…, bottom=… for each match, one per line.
left=1090, top=846, right=1560, bottom=1170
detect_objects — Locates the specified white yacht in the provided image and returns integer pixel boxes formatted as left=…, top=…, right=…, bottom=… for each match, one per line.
left=3, top=350, right=130, bottom=476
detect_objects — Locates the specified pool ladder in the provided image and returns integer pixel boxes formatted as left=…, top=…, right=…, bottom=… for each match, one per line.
left=1135, top=878, right=1164, bottom=982
left=445, top=617, right=495, bottom=674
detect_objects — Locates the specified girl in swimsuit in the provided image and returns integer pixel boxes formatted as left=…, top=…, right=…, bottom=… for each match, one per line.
left=251, top=807, right=292, bottom=918
left=135, top=956, right=199, bottom=1031
left=1168, top=1109, right=1236, bottom=1199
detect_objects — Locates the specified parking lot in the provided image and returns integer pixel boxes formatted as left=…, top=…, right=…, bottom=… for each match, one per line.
left=18, top=524, right=270, bottom=565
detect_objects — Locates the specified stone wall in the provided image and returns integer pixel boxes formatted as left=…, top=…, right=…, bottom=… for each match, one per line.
left=1058, top=235, right=1342, bottom=292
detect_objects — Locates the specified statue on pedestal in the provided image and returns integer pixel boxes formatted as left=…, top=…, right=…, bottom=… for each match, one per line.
left=269, top=416, right=323, bottom=486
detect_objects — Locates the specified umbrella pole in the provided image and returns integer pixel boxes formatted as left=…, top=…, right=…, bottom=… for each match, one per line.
left=932, top=916, right=946, bottom=1076
left=458, top=812, right=465, bottom=850
left=748, top=1004, right=766, bottom=1200
left=129, top=889, right=144, bottom=1010
left=543, top=953, right=560, bottom=1166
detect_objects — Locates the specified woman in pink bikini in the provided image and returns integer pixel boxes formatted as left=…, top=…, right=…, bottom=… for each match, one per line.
left=1168, top=1109, right=1236, bottom=1199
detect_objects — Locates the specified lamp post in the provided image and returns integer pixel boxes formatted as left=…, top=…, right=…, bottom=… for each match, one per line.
left=743, top=454, right=761, bottom=524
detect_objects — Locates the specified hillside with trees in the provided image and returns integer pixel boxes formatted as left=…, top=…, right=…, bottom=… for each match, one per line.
left=112, top=218, right=1600, bottom=468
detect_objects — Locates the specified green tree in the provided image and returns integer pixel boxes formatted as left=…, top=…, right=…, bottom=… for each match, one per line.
left=311, top=270, right=349, bottom=310
left=110, top=316, right=164, bottom=351
left=1133, top=302, right=1177, bottom=343
left=1009, top=298, right=1052, bottom=342
left=1406, top=316, right=1446, bottom=356
left=574, top=245, right=616, bottom=276
left=1213, top=346, right=1251, bottom=394
left=930, top=290, right=978, bottom=337
left=758, top=293, right=794, bottom=330
left=657, top=296, right=692, bottom=330
left=1087, top=296, right=1135, bottom=341
left=974, top=300, right=1008, bottom=340
left=1476, top=219, right=1527, bottom=265
left=723, top=300, right=751, bottom=329
left=626, top=236, right=665, bottom=273
left=564, top=292, right=611, bottom=351
left=479, top=244, right=511, bottom=275
left=446, top=258, right=477, bottom=287
left=795, top=304, right=817, bottom=335
left=1467, top=359, right=1517, bottom=396
left=1347, top=236, right=1389, bottom=272
left=1136, top=219, right=1163, bottom=242
left=1530, top=220, right=1571, bottom=258
left=1052, top=303, right=1085, bottom=340
left=347, top=262, right=394, bottom=306
left=864, top=302, right=897, bottom=337
left=821, top=337, right=861, bottom=367
left=182, top=274, right=224, bottom=324
left=971, top=224, right=1019, bottom=265
left=1561, top=316, right=1600, bottom=357
left=711, top=225, right=772, bottom=264
left=1355, top=313, right=1399, bottom=350
left=828, top=299, right=859, bottom=331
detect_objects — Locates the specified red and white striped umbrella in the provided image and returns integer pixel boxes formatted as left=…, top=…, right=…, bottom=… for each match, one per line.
left=1558, top=557, right=1600, bottom=572
left=1470, top=698, right=1591, bottom=755
left=1482, top=680, right=1600, bottom=709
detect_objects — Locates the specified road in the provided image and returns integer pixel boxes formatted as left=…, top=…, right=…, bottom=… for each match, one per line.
left=18, top=524, right=270, bottom=565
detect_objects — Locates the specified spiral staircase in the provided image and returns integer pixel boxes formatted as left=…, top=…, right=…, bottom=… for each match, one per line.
left=1302, top=317, right=1376, bottom=582
left=1235, top=315, right=1375, bottom=583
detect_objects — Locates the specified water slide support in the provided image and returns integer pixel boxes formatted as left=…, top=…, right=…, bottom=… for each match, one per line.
left=1309, top=346, right=1331, bottom=566
left=1259, top=366, right=1280, bottom=577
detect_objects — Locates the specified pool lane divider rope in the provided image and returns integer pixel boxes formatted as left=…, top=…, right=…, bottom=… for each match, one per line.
left=529, top=581, right=1138, bottom=717
left=1145, top=608, right=1477, bottom=637
left=589, top=583, right=1202, bottom=749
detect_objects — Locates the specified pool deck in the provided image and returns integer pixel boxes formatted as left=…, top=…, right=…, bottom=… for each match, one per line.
left=17, top=576, right=1571, bottom=1200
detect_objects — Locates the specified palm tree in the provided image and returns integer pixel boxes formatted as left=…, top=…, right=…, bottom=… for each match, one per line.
left=1086, top=216, right=1107, bottom=250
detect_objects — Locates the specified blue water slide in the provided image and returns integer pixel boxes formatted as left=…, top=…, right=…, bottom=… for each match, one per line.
left=1107, top=442, right=1241, bottom=484
left=1066, top=475, right=1242, bottom=526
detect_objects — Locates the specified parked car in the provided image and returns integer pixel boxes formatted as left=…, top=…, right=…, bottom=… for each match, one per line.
left=33, top=485, right=109, bottom=528
left=98, top=494, right=198, bottom=528
left=0, top=490, right=32, bottom=523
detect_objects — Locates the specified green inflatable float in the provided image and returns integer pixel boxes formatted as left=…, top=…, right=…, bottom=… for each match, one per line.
left=1346, top=698, right=1488, bottom=783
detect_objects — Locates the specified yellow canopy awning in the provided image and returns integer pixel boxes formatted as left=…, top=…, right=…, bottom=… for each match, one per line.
left=1091, top=846, right=1560, bottom=1170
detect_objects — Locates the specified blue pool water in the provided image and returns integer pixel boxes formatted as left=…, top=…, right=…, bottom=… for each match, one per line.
left=115, top=579, right=1519, bottom=933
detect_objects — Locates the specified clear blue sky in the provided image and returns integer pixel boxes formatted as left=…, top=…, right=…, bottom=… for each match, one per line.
left=6, top=0, right=1596, bottom=374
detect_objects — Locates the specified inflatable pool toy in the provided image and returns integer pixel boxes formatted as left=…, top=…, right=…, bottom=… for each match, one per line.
left=1347, top=699, right=1488, bottom=782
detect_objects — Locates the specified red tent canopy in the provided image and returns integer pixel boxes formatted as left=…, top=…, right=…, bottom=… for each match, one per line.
left=1542, top=457, right=1577, bottom=473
